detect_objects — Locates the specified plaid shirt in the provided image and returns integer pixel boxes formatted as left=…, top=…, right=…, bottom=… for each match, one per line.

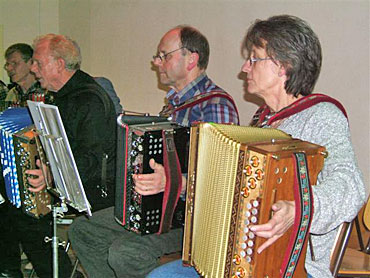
left=162, top=73, right=239, bottom=127
left=5, top=81, right=54, bottom=108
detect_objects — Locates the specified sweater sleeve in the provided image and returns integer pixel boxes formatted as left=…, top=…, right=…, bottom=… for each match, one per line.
left=280, top=102, right=366, bottom=235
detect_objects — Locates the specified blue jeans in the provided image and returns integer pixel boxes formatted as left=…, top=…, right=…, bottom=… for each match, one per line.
left=146, top=260, right=197, bottom=278
left=146, top=259, right=315, bottom=278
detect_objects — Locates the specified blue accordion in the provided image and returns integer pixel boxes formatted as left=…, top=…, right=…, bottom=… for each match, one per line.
left=0, top=107, right=51, bottom=218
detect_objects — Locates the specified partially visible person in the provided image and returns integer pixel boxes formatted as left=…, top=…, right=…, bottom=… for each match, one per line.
left=68, top=25, right=239, bottom=278
left=147, top=15, right=366, bottom=278
left=29, top=34, right=117, bottom=212
left=3, top=43, right=54, bottom=107
left=0, top=43, right=75, bottom=278
left=0, top=80, right=9, bottom=111
left=94, top=76, right=123, bottom=114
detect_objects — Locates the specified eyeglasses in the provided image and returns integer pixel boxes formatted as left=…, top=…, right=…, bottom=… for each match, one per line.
left=3, top=58, right=30, bottom=70
left=153, top=47, right=185, bottom=62
left=3, top=61, right=20, bottom=69
left=247, top=57, right=272, bottom=65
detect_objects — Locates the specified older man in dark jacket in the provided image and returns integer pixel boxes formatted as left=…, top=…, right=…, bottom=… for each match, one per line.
left=30, top=34, right=116, bottom=212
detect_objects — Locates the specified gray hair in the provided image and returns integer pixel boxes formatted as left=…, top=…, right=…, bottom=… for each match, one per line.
left=243, top=15, right=322, bottom=97
left=33, top=34, right=82, bottom=71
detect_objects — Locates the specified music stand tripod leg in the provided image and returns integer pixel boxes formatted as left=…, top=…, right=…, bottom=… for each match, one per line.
left=45, top=200, right=68, bottom=278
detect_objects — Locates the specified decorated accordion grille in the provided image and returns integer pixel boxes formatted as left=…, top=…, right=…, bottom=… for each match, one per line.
left=183, top=123, right=326, bottom=278
left=0, top=108, right=51, bottom=218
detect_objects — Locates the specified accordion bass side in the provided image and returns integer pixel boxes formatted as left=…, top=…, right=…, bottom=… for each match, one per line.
left=183, top=123, right=326, bottom=278
left=13, top=127, right=52, bottom=217
left=115, top=115, right=189, bottom=235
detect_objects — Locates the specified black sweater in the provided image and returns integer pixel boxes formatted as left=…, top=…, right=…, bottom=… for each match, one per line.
left=54, top=70, right=116, bottom=212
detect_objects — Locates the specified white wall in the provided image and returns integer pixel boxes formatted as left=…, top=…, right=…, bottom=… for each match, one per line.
left=0, top=0, right=369, bottom=193
left=0, top=0, right=59, bottom=80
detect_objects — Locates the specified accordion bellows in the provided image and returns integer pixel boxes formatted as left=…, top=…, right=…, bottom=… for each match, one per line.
left=183, top=123, right=326, bottom=278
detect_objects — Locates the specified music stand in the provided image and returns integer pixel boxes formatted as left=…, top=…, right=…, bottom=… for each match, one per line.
left=27, top=100, right=91, bottom=278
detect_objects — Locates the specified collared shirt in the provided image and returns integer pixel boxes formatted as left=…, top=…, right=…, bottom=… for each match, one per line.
left=4, top=81, right=54, bottom=107
left=163, top=73, right=239, bottom=127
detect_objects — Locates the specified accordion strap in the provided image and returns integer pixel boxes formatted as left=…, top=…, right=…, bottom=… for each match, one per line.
left=157, top=130, right=182, bottom=234
left=251, top=93, right=347, bottom=127
left=160, top=91, right=239, bottom=125
left=280, top=152, right=314, bottom=277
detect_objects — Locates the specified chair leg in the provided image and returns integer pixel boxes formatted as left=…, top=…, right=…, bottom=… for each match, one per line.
left=365, top=237, right=370, bottom=254
left=354, top=216, right=365, bottom=251
left=331, top=222, right=354, bottom=277
left=70, top=258, right=79, bottom=278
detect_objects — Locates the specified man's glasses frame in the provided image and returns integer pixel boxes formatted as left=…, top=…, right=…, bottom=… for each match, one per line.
left=153, top=47, right=185, bottom=62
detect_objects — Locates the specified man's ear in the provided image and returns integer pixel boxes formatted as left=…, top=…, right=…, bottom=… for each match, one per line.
left=56, top=57, right=66, bottom=72
left=187, top=52, right=199, bottom=71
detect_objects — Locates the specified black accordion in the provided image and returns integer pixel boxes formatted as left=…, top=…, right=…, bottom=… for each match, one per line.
left=115, top=114, right=189, bottom=235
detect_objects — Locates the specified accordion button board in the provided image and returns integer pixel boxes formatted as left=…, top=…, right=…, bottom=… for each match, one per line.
left=13, top=127, right=52, bottom=218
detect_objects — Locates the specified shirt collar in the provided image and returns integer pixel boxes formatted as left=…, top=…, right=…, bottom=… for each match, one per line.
left=166, top=72, right=208, bottom=106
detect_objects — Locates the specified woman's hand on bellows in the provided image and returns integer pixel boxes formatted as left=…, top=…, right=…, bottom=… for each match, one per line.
left=250, top=200, right=295, bottom=254
left=133, top=159, right=166, bottom=196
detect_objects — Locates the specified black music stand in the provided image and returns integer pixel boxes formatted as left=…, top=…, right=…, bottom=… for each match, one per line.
left=27, top=100, right=91, bottom=278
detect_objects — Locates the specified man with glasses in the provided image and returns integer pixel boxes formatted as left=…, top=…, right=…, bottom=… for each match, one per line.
left=3, top=43, right=54, bottom=107
left=68, top=25, right=239, bottom=278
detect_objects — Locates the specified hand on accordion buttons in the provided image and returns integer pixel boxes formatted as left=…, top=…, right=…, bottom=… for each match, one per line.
left=26, top=159, right=52, bottom=192
left=133, top=158, right=166, bottom=196
left=250, top=200, right=295, bottom=254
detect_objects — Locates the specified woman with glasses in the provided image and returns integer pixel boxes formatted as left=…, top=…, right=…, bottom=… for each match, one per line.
left=147, top=15, right=366, bottom=278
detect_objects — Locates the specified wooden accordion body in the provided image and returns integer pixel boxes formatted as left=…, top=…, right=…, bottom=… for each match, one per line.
left=13, top=127, right=52, bottom=218
left=183, top=123, right=326, bottom=278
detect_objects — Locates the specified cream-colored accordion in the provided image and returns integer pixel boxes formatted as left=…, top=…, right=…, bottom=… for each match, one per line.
left=183, top=123, right=326, bottom=278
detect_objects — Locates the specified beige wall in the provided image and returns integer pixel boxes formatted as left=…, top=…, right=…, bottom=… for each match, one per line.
left=0, top=0, right=369, bottom=193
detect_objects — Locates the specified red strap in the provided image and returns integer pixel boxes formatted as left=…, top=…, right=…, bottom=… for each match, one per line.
left=157, top=130, right=183, bottom=234
left=174, top=91, right=240, bottom=125
left=267, top=94, right=347, bottom=126
left=121, top=124, right=130, bottom=226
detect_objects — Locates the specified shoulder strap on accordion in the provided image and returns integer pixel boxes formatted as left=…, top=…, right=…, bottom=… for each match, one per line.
left=160, top=90, right=239, bottom=121
left=251, top=93, right=347, bottom=127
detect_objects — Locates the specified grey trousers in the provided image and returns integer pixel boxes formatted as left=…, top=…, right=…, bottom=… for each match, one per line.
left=68, top=207, right=183, bottom=278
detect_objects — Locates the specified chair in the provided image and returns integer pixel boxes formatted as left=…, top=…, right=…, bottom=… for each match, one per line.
left=330, top=196, right=370, bottom=277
